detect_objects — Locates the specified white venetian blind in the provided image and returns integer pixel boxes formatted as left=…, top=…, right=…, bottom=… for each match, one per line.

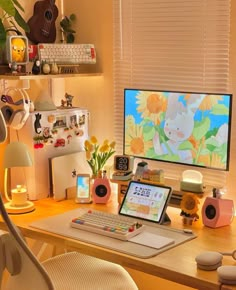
left=113, top=0, right=231, bottom=186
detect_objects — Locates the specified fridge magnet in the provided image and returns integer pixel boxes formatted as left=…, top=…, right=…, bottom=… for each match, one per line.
left=75, top=129, right=84, bottom=137
left=67, top=135, right=73, bottom=144
left=48, top=115, right=56, bottom=123
left=54, top=138, right=66, bottom=147
left=53, top=116, right=67, bottom=129
left=70, top=115, right=77, bottom=128
left=33, top=135, right=44, bottom=149
left=79, top=114, right=86, bottom=126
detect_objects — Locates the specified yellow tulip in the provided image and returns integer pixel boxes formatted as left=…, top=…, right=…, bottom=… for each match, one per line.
left=86, top=150, right=91, bottom=160
left=90, top=136, right=97, bottom=144
left=110, top=141, right=116, bottom=149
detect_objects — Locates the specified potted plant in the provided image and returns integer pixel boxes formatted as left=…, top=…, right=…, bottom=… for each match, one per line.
left=0, top=0, right=29, bottom=47
left=84, top=136, right=116, bottom=178
left=60, top=14, right=76, bottom=43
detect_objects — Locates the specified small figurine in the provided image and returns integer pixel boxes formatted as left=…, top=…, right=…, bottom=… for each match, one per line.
left=65, top=93, right=74, bottom=107
left=9, top=61, right=18, bottom=74
left=213, top=188, right=222, bottom=199
left=42, top=61, right=50, bottom=74
left=61, top=93, right=74, bottom=107
left=32, top=59, right=41, bottom=75
left=51, top=62, right=59, bottom=74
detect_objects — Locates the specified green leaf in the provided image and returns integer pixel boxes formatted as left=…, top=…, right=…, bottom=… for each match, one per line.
left=178, top=140, right=193, bottom=150
left=66, top=33, right=75, bottom=43
left=206, top=144, right=216, bottom=152
left=65, top=28, right=76, bottom=34
left=0, top=20, right=6, bottom=47
left=12, top=0, right=24, bottom=12
left=143, top=125, right=155, bottom=141
left=0, top=0, right=15, bottom=16
left=14, top=9, right=30, bottom=32
left=69, top=14, right=76, bottom=21
left=193, top=117, right=210, bottom=141
left=211, top=104, right=229, bottom=116
left=205, top=138, right=219, bottom=147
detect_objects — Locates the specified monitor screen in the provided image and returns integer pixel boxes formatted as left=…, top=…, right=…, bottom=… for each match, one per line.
left=124, top=89, right=232, bottom=171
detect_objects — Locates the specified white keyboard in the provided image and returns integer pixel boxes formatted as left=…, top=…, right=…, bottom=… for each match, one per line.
left=38, top=43, right=96, bottom=65
left=71, top=209, right=145, bottom=241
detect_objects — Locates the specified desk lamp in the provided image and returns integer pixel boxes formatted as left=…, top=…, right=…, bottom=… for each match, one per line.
left=3, top=141, right=35, bottom=214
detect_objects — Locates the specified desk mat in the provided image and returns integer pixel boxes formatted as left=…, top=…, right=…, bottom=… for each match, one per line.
left=30, top=208, right=196, bottom=259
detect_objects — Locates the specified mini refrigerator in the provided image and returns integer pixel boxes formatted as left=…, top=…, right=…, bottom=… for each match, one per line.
left=10, top=107, right=89, bottom=200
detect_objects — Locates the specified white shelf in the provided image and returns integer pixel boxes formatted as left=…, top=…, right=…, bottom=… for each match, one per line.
left=0, top=72, right=102, bottom=80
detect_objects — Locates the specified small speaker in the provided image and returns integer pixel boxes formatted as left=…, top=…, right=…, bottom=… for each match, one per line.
left=92, top=178, right=111, bottom=204
left=202, top=197, right=234, bottom=228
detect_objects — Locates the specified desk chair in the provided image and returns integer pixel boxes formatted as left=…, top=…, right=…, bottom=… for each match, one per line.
left=0, top=195, right=138, bottom=290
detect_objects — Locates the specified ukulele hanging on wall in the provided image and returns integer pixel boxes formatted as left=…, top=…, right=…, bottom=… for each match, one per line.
left=26, top=0, right=59, bottom=44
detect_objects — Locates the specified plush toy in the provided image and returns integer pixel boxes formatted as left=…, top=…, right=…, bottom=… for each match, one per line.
left=11, top=38, right=26, bottom=62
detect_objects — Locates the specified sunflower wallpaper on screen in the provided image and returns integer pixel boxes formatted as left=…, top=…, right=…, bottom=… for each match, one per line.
left=124, top=89, right=232, bottom=170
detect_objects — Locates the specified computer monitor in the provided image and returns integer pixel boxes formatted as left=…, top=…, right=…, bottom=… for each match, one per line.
left=124, top=89, right=232, bottom=171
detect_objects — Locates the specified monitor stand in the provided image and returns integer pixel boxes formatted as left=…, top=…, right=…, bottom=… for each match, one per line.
left=161, top=213, right=171, bottom=225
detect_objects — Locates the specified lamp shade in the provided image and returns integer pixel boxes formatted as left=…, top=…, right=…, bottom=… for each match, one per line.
left=3, top=141, right=33, bottom=168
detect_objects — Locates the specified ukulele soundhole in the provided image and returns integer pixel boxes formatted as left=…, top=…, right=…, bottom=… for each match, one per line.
left=42, top=9, right=53, bottom=36
left=45, top=10, right=53, bottom=21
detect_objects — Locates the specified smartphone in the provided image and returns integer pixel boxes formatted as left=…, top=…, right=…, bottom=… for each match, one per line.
left=75, top=174, right=92, bottom=203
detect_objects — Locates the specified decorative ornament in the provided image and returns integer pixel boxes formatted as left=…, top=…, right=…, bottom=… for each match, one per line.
left=32, top=59, right=41, bottom=75
left=180, top=192, right=200, bottom=225
left=51, top=62, right=59, bottom=74
left=42, top=61, right=50, bottom=74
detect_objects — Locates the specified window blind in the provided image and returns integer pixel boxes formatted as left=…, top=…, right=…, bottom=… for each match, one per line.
left=113, top=0, right=231, bottom=186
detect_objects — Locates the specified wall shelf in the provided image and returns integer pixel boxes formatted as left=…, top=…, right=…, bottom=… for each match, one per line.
left=0, top=73, right=103, bottom=81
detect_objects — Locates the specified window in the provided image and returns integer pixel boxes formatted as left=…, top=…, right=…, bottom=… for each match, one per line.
left=113, top=0, right=231, bottom=186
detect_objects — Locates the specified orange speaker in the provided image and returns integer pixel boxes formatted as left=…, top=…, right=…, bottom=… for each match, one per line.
left=92, top=178, right=111, bottom=204
left=202, top=197, right=234, bottom=228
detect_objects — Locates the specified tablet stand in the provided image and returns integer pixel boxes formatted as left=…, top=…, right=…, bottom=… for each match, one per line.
left=161, top=213, right=171, bottom=225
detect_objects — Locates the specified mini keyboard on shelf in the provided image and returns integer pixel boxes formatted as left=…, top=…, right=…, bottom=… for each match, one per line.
left=71, top=209, right=145, bottom=241
left=37, top=43, right=96, bottom=65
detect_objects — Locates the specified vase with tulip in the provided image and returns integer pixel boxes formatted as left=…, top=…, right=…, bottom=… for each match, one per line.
left=84, top=136, right=116, bottom=178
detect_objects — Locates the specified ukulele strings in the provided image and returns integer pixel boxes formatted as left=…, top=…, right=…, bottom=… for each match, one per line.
left=42, top=0, right=55, bottom=36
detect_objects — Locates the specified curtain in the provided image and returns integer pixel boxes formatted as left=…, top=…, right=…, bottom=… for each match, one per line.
left=113, top=0, right=231, bottom=186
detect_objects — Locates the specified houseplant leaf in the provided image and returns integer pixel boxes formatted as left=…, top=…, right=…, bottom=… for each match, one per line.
left=14, top=9, right=30, bottom=32
left=12, top=0, right=24, bottom=12
left=0, top=19, right=6, bottom=47
left=0, top=0, right=15, bottom=16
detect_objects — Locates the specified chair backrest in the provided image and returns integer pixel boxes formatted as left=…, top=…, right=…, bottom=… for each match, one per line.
left=0, top=194, right=54, bottom=290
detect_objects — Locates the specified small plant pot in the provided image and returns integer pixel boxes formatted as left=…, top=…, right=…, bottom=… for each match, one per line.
left=182, top=216, right=194, bottom=226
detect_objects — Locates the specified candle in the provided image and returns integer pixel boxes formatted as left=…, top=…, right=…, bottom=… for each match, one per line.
left=11, top=185, right=27, bottom=206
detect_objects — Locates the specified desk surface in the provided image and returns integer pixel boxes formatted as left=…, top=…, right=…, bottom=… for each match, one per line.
left=1, top=196, right=236, bottom=290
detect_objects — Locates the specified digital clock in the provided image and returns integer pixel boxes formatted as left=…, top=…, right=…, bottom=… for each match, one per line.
left=114, top=155, right=134, bottom=172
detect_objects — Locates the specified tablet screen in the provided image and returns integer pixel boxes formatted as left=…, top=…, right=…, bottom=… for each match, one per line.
left=119, top=181, right=172, bottom=224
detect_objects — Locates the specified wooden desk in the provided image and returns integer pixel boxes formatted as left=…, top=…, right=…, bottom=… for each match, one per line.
left=1, top=196, right=236, bottom=290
